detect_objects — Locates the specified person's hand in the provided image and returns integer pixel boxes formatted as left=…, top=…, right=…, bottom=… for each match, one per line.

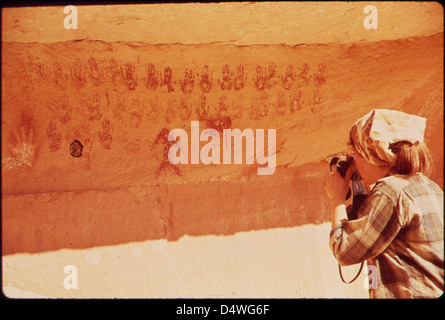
left=325, top=167, right=353, bottom=206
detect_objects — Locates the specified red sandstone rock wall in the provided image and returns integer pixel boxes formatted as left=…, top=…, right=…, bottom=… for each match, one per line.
left=2, top=3, right=443, bottom=256
left=2, top=33, right=443, bottom=255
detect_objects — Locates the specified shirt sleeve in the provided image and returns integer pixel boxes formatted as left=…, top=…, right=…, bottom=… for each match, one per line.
left=329, top=191, right=402, bottom=266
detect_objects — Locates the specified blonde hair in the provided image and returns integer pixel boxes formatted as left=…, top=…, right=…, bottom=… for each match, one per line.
left=388, top=141, right=433, bottom=177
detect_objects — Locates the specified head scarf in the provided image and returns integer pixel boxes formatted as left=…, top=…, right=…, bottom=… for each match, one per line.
left=350, top=109, right=426, bottom=166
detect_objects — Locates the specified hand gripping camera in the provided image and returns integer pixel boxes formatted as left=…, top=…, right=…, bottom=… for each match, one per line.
left=329, top=154, right=367, bottom=220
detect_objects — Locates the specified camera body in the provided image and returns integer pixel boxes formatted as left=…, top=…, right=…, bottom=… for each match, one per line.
left=329, top=154, right=367, bottom=220
left=330, top=154, right=355, bottom=178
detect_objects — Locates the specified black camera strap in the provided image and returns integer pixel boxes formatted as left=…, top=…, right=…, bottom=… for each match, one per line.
left=338, top=262, right=364, bottom=284
left=328, top=154, right=367, bottom=284
left=338, top=178, right=367, bottom=284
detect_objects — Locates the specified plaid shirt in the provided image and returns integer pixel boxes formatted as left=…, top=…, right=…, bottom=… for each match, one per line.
left=330, top=173, right=444, bottom=298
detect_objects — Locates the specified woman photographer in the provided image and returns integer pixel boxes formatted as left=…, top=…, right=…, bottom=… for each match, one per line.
left=325, top=109, right=443, bottom=298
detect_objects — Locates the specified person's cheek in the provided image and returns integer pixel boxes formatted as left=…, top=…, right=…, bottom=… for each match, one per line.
left=354, top=154, right=365, bottom=177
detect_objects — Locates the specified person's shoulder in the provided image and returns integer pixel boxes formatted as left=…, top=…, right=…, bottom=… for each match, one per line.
left=374, top=173, right=442, bottom=201
left=372, top=174, right=417, bottom=204
left=374, top=174, right=411, bottom=193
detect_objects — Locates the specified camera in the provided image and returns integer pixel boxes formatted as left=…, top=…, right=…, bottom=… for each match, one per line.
left=328, top=154, right=366, bottom=220
left=330, top=154, right=355, bottom=178
left=329, top=154, right=355, bottom=200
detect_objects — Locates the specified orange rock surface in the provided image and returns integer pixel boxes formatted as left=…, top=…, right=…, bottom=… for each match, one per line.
left=3, top=31, right=443, bottom=254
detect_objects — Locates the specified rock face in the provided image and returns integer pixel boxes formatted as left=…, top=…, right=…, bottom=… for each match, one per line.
left=2, top=3, right=443, bottom=298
